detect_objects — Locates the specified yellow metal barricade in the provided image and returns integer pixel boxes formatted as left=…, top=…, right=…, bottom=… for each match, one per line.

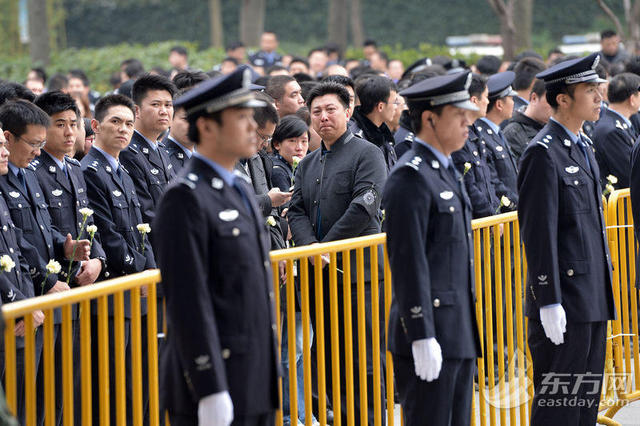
left=599, top=188, right=640, bottom=424
left=1, top=270, right=161, bottom=426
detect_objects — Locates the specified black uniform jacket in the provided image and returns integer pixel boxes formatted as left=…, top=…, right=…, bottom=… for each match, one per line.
left=162, top=135, right=190, bottom=174
left=592, top=107, right=635, bottom=189
left=155, top=156, right=279, bottom=416
left=287, top=131, right=387, bottom=284
left=518, top=119, right=615, bottom=323
left=383, top=142, right=481, bottom=360
left=476, top=119, right=519, bottom=206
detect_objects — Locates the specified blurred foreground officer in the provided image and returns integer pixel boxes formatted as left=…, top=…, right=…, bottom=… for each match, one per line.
left=518, top=53, right=615, bottom=425
left=382, top=71, right=481, bottom=426
left=155, top=66, right=279, bottom=426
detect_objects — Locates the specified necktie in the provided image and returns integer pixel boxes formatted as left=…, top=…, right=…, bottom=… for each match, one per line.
left=577, top=136, right=591, bottom=168
left=232, top=177, right=253, bottom=215
left=17, top=170, right=27, bottom=193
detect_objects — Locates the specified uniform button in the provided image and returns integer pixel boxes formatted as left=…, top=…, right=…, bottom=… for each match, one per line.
left=40, top=225, right=44, bottom=230
left=313, top=200, right=317, bottom=205
left=47, top=244, right=51, bottom=249
left=264, top=260, right=270, bottom=268
left=221, top=349, right=231, bottom=359
left=76, top=201, right=80, bottom=206
left=269, top=291, right=274, bottom=300
left=232, top=227, right=240, bottom=237
left=433, top=298, right=441, bottom=308
left=17, top=204, right=21, bottom=208
left=130, top=227, right=134, bottom=231
left=272, top=324, right=277, bottom=331
left=9, top=248, right=13, bottom=253
left=449, top=206, right=455, bottom=212
left=467, top=233, right=471, bottom=238
left=105, top=271, right=110, bottom=278
left=574, top=180, right=579, bottom=185
left=316, top=179, right=320, bottom=184
left=567, top=269, right=574, bottom=277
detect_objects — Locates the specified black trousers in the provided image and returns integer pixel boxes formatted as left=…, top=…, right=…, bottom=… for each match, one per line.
left=393, top=355, right=474, bottom=426
left=169, top=410, right=275, bottom=426
left=528, top=320, right=607, bottom=426
left=308, top=274, right=385, bottom=426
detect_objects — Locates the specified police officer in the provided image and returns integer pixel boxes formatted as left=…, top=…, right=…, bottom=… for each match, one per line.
left=81, top=94, right=156, bottom=424
left=154, top=66, right=279, bottom=426
left=119, top=73, right=177, bottom=228
left=518, top=53, right=616, bottom=425
left=477, top=71, right=519, bottom=208
left=162, top=100, right=194, bottom=174
left=383, top=71, right=481, bottom=426
left=451, top=73, right=502, bottom=218
left=592, top=72, right=640, bottom=189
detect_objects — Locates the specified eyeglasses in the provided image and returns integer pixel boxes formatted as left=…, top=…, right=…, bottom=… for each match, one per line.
left=256, top=130, right=272, bottom=145
left=12, top=133, right=46, bottom=150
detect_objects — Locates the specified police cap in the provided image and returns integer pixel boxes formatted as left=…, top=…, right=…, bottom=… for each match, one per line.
left=536, top=53, right=607, bottom=86
left=174, top=65, right=266, bottom=117
left=487, top=71, right=518, bottom=99
left=399, top=71, right=479, bottom=111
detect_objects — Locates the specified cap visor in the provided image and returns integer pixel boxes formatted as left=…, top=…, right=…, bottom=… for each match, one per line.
left=452, top=100, right=479, bottom=111
left=508, top=88, right=518, bottom=96
left=239, top=99, right=267, bottom=108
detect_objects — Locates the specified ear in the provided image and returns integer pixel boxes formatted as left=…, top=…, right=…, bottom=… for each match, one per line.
left=377, top=101, right=385, bottom=113
left=90, top=119, right=100, bottom=135
left=345, top=106, right=351, bottom=120
left=2, top=130, right=11, bottom=144
left=135, top=104, right=142, bottom=120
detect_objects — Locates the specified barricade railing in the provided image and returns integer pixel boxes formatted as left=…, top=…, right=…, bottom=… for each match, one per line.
left=1, top=269, right=161, bottom=426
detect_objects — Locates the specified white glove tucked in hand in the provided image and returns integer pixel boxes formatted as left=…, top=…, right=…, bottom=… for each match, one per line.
left=540, top=304, right=567, bottom=345
left=198, top=391, right=234, bottom=426
left=411, top=337, right=442, bottom=382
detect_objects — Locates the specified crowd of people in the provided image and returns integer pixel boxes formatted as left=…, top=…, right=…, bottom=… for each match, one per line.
left=0, top=27, right=636, bottom=426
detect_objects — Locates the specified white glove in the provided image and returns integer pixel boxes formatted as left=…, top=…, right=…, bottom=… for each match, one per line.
left=411, top=337, right=442, bottom=382
left=198, top=391, right=234, bottom=426
left=540, top=304, right=567, bottom=345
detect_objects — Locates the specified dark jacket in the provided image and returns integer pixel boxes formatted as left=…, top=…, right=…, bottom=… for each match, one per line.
left=81, top=147, right=155, bottom=317
left=592, top=107, right=635, bottom=189
left=155, top=156, right=279, bottom=417
left=32, top=153, right=106, bottom=284
left=287, top=131, right=387, bottom=283
left=518, top=120, right=615, bottom=322
left=630, top=138, right=640, bottom=289
left=502, top=111, right=545, bottom=163
left=162, top=135, right=191, bottom=174
left=393, top=111, right=415, bottom=159
left=383, top=142, right=481, bottom=359
left=476, top=119, right=519, bottom=206
left=349, top=106, right=398, bottom=171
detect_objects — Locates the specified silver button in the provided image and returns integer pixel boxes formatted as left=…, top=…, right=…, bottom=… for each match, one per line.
left=105, top=272, right=110, bottom=277
left=9, top=248, right=14, bottom=253
left=574, top=180, right=579, bottom=185
left=17, top=204, right=21, bottom=208
left=232, top=228, right=240, bottom=237
left=40, top=225, right=44, bottom=230
left=567, top=269, right=574, bottom=277
left=433, top=298, right=441, bottom=308
left=221, top=349, right=231, bottom=359
left=269, top=291, right=274, bottom=300
left=449, top=206, right=455, bottom=212
left=264, top=260, right=270, bottom=268
left=272, top=324, right=277, bottom=331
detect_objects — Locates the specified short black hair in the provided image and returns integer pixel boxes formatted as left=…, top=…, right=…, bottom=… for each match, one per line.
left=265, top=75, right=296, bottom=101
left=68, top=69, right=90, bottom=87
left=601, top=29, right=617, bottom=40
left=48, top=73, right=69, bottom=92
left=222, top=57, right=239, bottom=66
left=607, top=72, right=640, bottom=103
left=355, top=75, right=396, bottom=115
left=625, top=56, right=640, bottom=75
left=271, top=115, right=309, bottom=151
left=513, top=58, right=546, bottom=91
left=0, top=100, right=50, bottom=137
left=546, top=83, right=578, bottom=109
left=290, top=57, right=309, bottom=68
left=476, top=55, right=502, bottom=75
left=170, top=45, right=188, bottom=56
left=132, top=73, right=177, bottom=106
left=407, top=102, right=443, bottom=134
left=0, top=82, right=37, bottom=106
left=30, top=67, right=47, bottom=83
left=94, top=94, right=135, bottom=123
left=308, top=47, right=326, bottom=57
left=349, top=65, right=376, bottom=80
left=468, top=73, right=487, bottom=98
left=299, top=81, right=319, bottom=101
left=226, top=41, right=245, bottom=51
left=172, top=70, right=209, bottom=90
left=322, top=75, right=355, bottom=91
left=324, top=42, right=342, bottom=58
left=306, top=82, right=350, bottom=109
left=34, top=91, right=80, bottom=118
left=253, top=92, right=279, bottom=128
left=363, top=39, right=377, bottom=48
left=123, top=59, right=145, bottom=79
left=266, top=65, right=288, bottom=75
left=293, top=73, right=314, bottom=83
left=530, top=79, right=546, bottom=99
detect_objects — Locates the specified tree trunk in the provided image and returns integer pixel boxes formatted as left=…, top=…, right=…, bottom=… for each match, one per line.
left=500, top=15, right=516, bottom=60
left=209, top=0, right=224, bottom=48
left=513, top=0, right=533, bottom=52
left=328, top=0, right=348, bottom=51
left=28, top=0, right=50, bottom=66
left=350, top=0, right=365, bottom=48
left=239, top=0, right=265, bottom=47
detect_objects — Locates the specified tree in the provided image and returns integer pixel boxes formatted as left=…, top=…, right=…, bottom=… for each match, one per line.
left=209, top=0, right=223, bottom=48
left=239, top=0, right=265, bottom=47
left=328, top=0, right=348, bottom=51
left=350, top=0, right=365, bottom=48
left=486, top=0, right=533, bottom=60
left=596, top=0, right=640, bottom=53
left=28, top=0, right=50, bottom=66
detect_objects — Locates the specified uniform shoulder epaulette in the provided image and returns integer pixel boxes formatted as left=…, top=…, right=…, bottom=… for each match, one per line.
left=406, top=132, right=415, bottom=142
left=27, top=163, right=36, bottom=171
left=535, top=134, right=553, bottom=149
left=120, top=164, right=129, bottom=175
left=65, top=156, right=81, bottom=166
left=29, top=159, right=41, bottom=169
left=403, top=155, right=424, bottom=172
left=355, top=129, right=364, bottom=139
left=580, top=132, right=594, bottom=146
left=87, top=159, right=100, bottom=172
left=179, top=172, right=199, bottom=190
left=128, top=143, right=139, bottom=154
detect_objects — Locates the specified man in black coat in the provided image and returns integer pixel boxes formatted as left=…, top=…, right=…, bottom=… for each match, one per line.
left=593, top=72, right=640, bottom=189
left=81, top=94, right=156, bottom=425
left=155, top=66, right=280, bottom=426
left=383, top=71, right=481, bottom=426
left=287, top=82, right=387, bottom=426
left=518, top=53, right=616, bottom=425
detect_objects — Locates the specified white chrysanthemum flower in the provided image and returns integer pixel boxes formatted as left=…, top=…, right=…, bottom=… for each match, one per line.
left=137, top=223, right=151, bottom=234
left=0, top=254, right=15, bottom=273
left=46, top=260, right=61, bottom=274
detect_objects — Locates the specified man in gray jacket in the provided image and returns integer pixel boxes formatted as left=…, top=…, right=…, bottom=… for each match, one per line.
left=287, top=82, right=387, bottom=426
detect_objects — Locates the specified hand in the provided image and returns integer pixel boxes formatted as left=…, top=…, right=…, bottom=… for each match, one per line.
left=198, top=391, right=233, bottom=426
left=47, top=281, right=71, bottom=294
left=267, top=188, right=292, bottom=208
left=64, top=234, right=91, bottom=261
left=540, top=304, right=566, bottom=345
left=412, top=337, right=443, bottom=382
left=75, top=258, right=102, bottom=286
left=279, top=260, right=287, bottom=284
left=140, top=285, right=148, bottom=298
left=15, top=310, right=45, bottom=336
